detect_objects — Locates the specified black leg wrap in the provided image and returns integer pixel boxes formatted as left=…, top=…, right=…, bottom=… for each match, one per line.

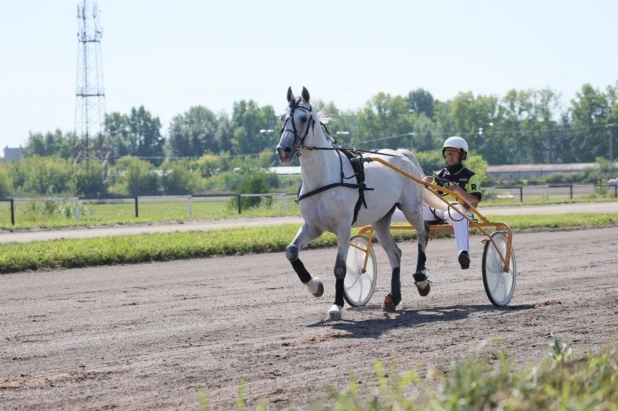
left=389, top=267, right=401, bottom=305
left=416, top=243, right=427, bottom=273
left=334, top=254, right=346, bottom=279
left=335, top=278, right=345, bottom=307
left=291, top=258, right=312, bottom=284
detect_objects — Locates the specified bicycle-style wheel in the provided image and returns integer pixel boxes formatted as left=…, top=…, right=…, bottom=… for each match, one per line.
left=482, top=231, right=516, bottom=307
left=344, top=235, right=377, bottom=307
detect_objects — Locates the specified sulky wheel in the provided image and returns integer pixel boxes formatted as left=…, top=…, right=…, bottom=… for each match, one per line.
left=344, top=235, right=377, bottom=307
left=482, top=231, right=517, bottom=307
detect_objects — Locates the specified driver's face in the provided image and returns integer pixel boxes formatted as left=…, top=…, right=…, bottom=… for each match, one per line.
left=444, top=148, right=461, bottom=165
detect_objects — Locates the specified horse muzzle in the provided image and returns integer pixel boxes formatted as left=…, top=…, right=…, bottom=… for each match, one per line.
left=276, top=145, right=294, bottom=163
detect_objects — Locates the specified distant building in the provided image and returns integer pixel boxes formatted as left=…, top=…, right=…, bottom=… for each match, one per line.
left=3, top=146, right=24, bottom=163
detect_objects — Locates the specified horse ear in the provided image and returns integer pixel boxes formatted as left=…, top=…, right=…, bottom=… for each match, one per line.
left=301, top=87, right=310, bottom=103
left=287, top=87, right=294, bottom=103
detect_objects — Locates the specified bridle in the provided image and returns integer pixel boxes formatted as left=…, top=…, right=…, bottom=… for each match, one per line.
left=279, top=99, right=316, bottom=155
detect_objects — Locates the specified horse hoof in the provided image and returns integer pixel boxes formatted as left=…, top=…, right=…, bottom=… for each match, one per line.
left=415, top=281, right=431, bottom=297
left=306, top=277, right=324, bottom=297
left=328, top=304, right=343, bottom=320
left=413, top=271, right=431, bottom=297
left=381, top=295, right=398, bottom=312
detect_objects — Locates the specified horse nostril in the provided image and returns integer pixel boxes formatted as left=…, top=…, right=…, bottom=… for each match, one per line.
left=284, top=147, right=292, bottom=154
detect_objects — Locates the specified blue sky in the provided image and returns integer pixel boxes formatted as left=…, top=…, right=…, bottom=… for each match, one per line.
left=1, top=0, right=617, bottom=151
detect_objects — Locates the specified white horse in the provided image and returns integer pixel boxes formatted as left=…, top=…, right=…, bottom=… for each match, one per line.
left=276, top=87, right=445, bottom=320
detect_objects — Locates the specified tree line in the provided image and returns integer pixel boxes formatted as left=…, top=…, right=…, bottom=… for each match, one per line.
left=19, top=81, right=618, bottom=165
left=1, top=81, right=616, bottom=199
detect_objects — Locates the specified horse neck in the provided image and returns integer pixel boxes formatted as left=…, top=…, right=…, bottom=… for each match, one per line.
left=299, top=129, right=344, bottom=189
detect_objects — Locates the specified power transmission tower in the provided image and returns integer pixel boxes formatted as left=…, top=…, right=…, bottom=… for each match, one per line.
left=74, top=0, right=109, bottom=170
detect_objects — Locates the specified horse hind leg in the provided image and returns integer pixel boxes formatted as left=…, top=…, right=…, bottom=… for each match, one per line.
left=372, top=213, right=403, bottom=311
left=286, top=223, right=324, bottom=297
left=403, top=208, right=431, bottom=297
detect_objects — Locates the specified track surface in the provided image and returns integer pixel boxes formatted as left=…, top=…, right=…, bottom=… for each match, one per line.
left=2, top=226, right=618, bottom=409
left=2, top=201, right=618, bottom=243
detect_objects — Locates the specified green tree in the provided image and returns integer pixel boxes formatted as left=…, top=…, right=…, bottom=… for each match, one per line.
left=105, top=106, right=165, bottom=164
left=234, top=171, right=274, bottom=209
left=24, top=129, right=75, bottom=159
left=450, top=92, right=500, bottom=162
left=570, top=84, right=611, bottom=162
left=115, top=156, right=159, bottom=196
left=407, top=88, right=435, bottom=119
left=72, top=161, right=109, bottom=198
left=230, top=100, right=277, bottom=154
left=159, top=161, right=201, bottom=194
left=357, top=92, right=413, bottom=149
left=191, top=153, right=222, bottom=178
left=215, top=114, right=234, bottom=154
left=14, top=156, right=73, bottom=195
left=130, top=106, right=165, bottom=162
left=105, top=112, right=133, bottom=159
left=168, top=106, right=219, bottom=157
left=0, top=164, right=13, bottom=198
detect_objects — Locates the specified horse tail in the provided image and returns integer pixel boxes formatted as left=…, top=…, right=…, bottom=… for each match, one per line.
left=422, top=188, right=448, bottom=210
left=397, top=149, right=449, bottom=211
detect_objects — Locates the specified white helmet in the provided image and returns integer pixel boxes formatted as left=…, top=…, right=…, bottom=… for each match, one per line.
left=442, top=136, right=468, bottom=160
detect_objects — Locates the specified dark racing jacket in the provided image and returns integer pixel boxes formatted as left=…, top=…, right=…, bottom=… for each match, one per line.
left=433, top=164, right=482, bottom=202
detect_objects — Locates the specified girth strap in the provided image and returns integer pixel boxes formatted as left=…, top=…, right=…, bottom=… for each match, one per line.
left=296, top=150, right=373, bottom=225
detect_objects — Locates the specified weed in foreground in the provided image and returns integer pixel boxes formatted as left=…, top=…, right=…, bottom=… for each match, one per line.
left=194, top=337, right=618, bottom=410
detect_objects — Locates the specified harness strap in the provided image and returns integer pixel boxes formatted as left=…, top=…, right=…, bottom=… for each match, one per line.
left=297, top=182, right=359, bottom=202
left=296, top=150, right=373, bottom=226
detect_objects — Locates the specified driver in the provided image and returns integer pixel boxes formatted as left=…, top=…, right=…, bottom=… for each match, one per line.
left=424, top=136, right=482, bottom=269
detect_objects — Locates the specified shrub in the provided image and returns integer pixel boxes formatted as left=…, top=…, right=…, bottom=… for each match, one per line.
left=72, top=161, right=109, bottom=198
left=232, top=172, right=274, bottom=210
left=115, top=156, right=159, bottom=196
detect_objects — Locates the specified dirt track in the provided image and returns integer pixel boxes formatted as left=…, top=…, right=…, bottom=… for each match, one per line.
left=1, top=226, right=618, bottom=409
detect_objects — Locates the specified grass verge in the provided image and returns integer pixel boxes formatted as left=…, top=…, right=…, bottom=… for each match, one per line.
left=1, top=213, right=618, bottom=274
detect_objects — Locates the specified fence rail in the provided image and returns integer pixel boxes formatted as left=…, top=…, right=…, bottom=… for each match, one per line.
left=488, top=184, right=617, bottom=202
left=1, top=185, right=616, bottom=226
left=0, top=193, right=295, bottom=226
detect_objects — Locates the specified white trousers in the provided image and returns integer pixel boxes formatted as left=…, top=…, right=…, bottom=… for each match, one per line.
left=391, top=206, right=471, bottom=254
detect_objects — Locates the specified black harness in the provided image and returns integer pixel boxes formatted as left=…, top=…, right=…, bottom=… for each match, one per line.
left=282, top=99, right=373, bottom=225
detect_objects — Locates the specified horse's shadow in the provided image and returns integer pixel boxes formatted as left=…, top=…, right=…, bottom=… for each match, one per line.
left=307, top=303, right=534, bottom=339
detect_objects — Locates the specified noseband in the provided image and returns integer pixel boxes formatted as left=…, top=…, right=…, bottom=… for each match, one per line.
left=279, top=100, right=315, bottom=156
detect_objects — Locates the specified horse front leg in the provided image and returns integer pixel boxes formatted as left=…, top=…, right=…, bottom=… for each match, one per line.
left=329, top=226, right=352, bottom=321
left=286, top=223, right=324, bottom=297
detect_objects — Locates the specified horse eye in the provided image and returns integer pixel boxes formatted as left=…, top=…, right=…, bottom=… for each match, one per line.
left=300, top=116, right=307, bottom=123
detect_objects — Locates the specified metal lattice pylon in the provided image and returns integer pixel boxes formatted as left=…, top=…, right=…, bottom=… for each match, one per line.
left=74, top=0, right=109, bottom=170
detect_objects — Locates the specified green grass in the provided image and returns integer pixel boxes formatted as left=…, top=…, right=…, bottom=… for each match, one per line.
left=0, top=198, right=302, bottom=230
left=2, top=213, right=618, bottom=274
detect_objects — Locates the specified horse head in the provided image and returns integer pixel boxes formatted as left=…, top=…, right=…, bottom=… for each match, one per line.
left=276, top=86, right=316, bottom=163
